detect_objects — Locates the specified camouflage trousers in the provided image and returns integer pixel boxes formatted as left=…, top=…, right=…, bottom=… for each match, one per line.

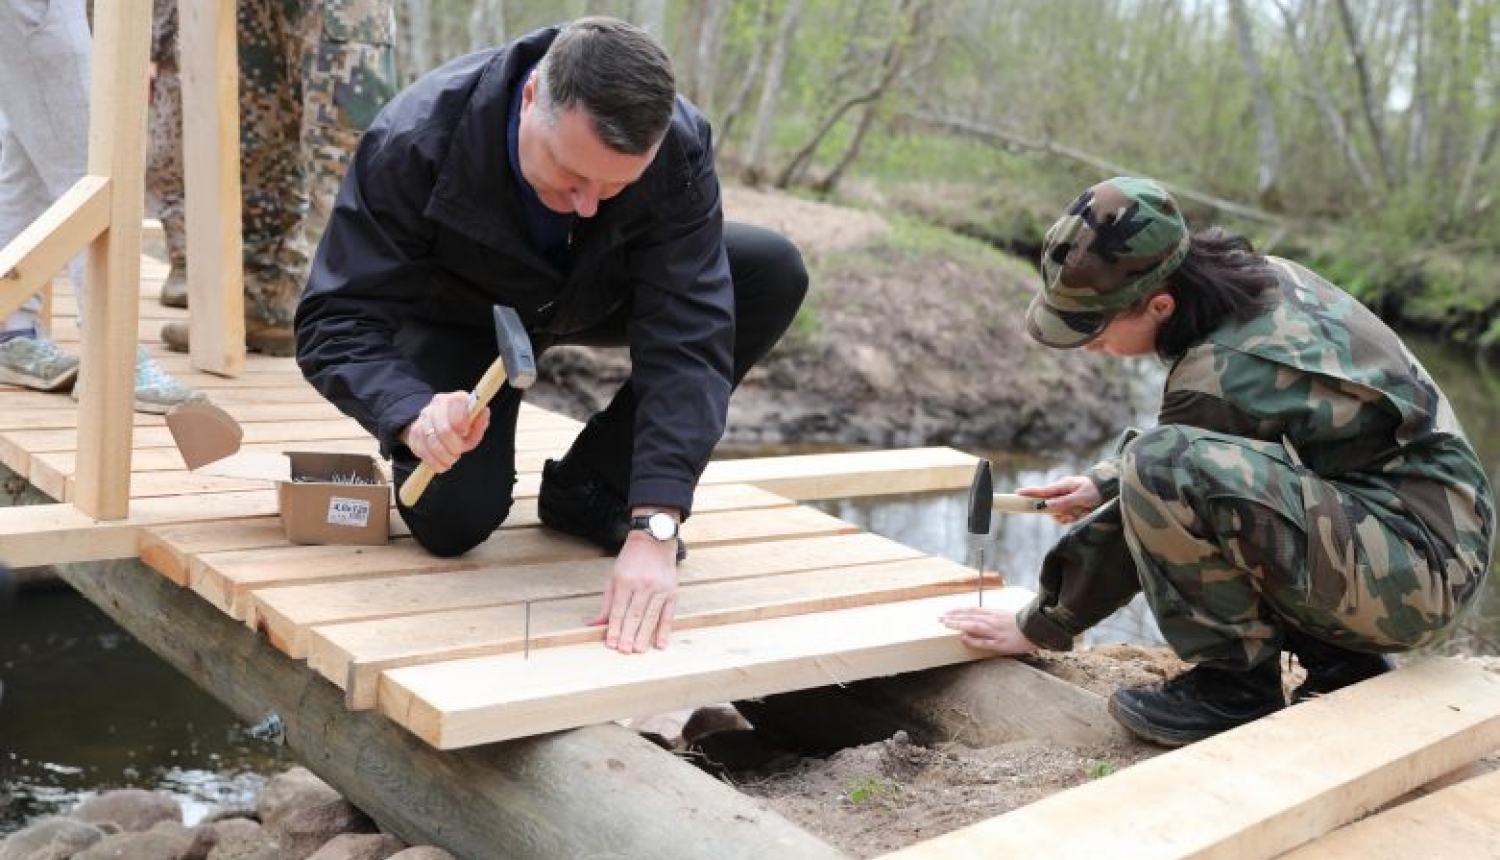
left=1117, top=425, right=1487, bottom=670
left=145, top=65, right=187, bottom=270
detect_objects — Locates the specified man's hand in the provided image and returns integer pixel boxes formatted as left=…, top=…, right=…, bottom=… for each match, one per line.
left=1017, top=475, right=1103, bottom=525
left=591, top=518, right=680, bottom=653
left=940, top=606, right=1039, bottom=656
left=400, top=391, right=491, bottom=473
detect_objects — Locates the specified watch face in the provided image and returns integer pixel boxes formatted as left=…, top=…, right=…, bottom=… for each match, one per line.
left=647, top=512, right=677, bottom=541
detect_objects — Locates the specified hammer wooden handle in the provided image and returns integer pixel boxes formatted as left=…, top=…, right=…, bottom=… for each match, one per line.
left=398, top=357, right=511, bottom=509
left=993, top=493, right=1050, bottom=514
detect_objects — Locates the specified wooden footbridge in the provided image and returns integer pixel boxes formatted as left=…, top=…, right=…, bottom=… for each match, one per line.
left=2, top=2, right=1497, bottom=857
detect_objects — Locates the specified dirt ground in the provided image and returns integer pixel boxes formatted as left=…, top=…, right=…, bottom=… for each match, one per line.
left=712, top=646, right=1182, bottom=858
left=527, top=185, right=1138, bottom=455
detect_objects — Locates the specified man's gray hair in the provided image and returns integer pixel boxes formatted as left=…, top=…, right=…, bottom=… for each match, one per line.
left=533, top=17, right=676, bottom=155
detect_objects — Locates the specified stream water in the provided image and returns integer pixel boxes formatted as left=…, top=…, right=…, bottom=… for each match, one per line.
left=1, top=335, right=1496, bottom=833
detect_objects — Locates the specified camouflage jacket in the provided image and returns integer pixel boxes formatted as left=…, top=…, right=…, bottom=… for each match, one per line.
left=1018, top=257, right=1495, bottom=650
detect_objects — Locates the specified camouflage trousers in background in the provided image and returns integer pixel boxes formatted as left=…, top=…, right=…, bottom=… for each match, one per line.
left=145, top=66, right=186, bottom=270
left=1119, top=424, right=1488, bottom=670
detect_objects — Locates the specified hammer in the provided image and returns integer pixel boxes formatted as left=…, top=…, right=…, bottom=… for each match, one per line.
left=398, top=304, right=537, bottom=508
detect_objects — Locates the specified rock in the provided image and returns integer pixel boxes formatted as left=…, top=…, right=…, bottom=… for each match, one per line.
left=73, top=790, right=183, bottom=833
left=265, top=801, right=374, bottom=860
left=256, top=769, right=340, bottom=830
left=205, top=833, right=278, bottom=860
left=0, top=816, right=105, bottom=860
left=385, top=850, right=455, bottom=860
left=184, top=818, right=262, bottom=860
left=681, top=705, right=751, bottom=747
left=72, top=824, right=194, bottom=860
left=302, top=833, right=405, bottom=860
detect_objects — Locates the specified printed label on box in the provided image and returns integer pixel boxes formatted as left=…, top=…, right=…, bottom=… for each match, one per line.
left=327, top=496, right=372, bottom=528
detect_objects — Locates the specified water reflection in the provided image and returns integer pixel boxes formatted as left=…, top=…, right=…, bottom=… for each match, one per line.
left=0, top=588, right=288, bottom=832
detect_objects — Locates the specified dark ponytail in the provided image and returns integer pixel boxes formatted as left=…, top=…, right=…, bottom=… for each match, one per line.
left=1153, top=227, right=1279, bottom=360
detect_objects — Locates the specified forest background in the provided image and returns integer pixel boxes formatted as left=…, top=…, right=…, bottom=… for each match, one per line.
left=389, top=0, right=1500, bottom=352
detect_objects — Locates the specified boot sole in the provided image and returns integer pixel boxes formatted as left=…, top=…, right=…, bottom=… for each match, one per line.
left=1106, top=695, right=1202, bottom=748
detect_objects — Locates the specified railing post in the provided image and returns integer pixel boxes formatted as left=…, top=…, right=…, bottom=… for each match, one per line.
left=74, top=0, right=152, bottom=520
left=181, top=0, right=245, bottom=377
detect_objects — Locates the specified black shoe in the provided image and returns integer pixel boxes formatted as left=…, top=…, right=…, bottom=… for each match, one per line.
left=538, top=459, right=687, bottom=562
left=1284, top=628, right=1394, bottom=703
left=1108, top=661, right=1285, bottom=747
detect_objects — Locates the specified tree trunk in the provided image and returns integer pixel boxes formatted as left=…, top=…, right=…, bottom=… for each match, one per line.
left=693, top=0, right=732, bottom=118
left=1405, top=0, right=1429, bottom=182
left=1273, top=0, right=1376, bottom=194
left=467, top=0, right=506, bottom=54
left=1335, top=0, right=1396, bottom=188
left=717, top=0, right=774, bottom=150
left=402, top=0, right=432, bottom=82
left=54, top=557, right=847, bottom=860
left=742, top=0, right=808, bottom=186
left=1228, top=0, right=1282, bottom=208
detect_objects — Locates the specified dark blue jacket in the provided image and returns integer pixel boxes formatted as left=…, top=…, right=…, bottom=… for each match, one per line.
left=295, top=26, right=735, bottom=515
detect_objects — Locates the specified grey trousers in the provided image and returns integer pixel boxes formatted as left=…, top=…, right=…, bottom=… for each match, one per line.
left=0, top=0, right=91, bottom=333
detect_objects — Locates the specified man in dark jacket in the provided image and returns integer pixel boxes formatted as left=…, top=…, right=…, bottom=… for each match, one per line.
left=295, top=18, right=807, bottom=654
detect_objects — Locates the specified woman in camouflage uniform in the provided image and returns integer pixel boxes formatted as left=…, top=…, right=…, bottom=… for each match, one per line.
left=943, top=177, right=1495, bottom=747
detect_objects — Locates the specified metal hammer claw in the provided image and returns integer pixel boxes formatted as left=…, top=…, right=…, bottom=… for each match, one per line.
left=398, top=304, right=537, bottom=508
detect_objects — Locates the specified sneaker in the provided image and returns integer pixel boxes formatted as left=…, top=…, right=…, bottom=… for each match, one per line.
left=74, top=347, right=208, bottom=414
left=0, top=329, right=80, bottom=392
left=159, top=266, right=187, bottom=308
left=160, top=319, right=295, bottom=357
left=132, top=347, right=207, bottom=414
left=1284, top=627, right=1394, bottom=703
left=539, top=458, right=687, bottom=561
left=1107, top=661, right=1285, bottom=747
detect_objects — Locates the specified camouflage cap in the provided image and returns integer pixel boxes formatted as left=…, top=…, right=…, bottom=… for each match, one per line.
left=1026, top=176, right=1191, bottom=349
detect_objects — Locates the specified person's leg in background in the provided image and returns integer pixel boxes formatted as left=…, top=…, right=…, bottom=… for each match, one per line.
left=299, top=0, right=397, bottom=242
left=540, top=221, right=809, bottom=548
left=147, top=0, right=189, bottom=309
left=0, top=0, right=88, bottom=392
left=161, top=0, right=309, bottom=357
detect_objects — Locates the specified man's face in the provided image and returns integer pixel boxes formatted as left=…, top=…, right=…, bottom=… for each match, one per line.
left=517, top=72, right=659, bottom=218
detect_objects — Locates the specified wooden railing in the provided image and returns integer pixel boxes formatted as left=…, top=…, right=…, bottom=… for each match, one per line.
left=0, top=0, right=243, bottom=520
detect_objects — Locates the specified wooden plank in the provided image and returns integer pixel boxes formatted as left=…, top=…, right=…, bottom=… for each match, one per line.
left=240, top=506, right=866, bottom=642
left=700, top=447, right=976, bottom=500
left=0, top=175, right=110, bottom=314
left=314, top=555, right=997, bottom=709
left=878, top=658, right=1500, bottom=860
left=378, top=591, right=999, bottom=749
left=1277, top=767, right=1500, bottom=859
left=8, top=419, right=370, bottom=453
left=137, top=482, right=795, bottom=585
left=74, top=0, right=152, bottom=520
left=179, top=0, right=244, bottom=376
left=0, top=491, right=282, bottom=568
left=244, top=531, right=919, bottom=652
left=55, top=557, right=845, bottom=860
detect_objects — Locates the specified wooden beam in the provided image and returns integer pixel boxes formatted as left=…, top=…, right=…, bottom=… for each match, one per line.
left=701, top=447, right=977, bottom=499
left=316, top=557, right=999, bottom=710
left=179, top=0, right=245, bottom=376
left=377, top=592, right=998, bottom=749
left=0, top=176, right=110, bottom=317
left=54, top=557, right=847, bottom=860
left=877, top=659, right=1500, bottom=860
left=1277, top=767, right=1500, bottom=859
left=74, top=0, right=152, bottom=520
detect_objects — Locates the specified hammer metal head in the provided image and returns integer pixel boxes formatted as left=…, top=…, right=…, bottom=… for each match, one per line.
left=967, top=458, right=993, bottom=538
left=494, top=304, right=538, bottom=389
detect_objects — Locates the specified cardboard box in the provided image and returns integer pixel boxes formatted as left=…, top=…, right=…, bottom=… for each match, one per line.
left=166, top=402, right=391, bottom=546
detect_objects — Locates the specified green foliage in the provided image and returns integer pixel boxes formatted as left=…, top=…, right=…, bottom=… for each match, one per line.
left=1086, top=760, right=1118, bottom=780
left=845, top=776, right=900, bottom=805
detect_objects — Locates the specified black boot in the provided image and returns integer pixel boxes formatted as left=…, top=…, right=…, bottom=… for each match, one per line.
left=538, top=459, right=686, bottom=561
left=1284, top=627, right=1393, bottom=703
left=1108, top=661, right=1285, bottom=747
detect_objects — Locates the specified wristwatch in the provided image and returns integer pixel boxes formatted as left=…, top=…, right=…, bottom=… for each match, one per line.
left=629, top=511, right=679, bottom=542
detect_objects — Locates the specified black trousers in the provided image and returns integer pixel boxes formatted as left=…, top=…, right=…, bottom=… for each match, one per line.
left=394, top=221, right=808, bottom=557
